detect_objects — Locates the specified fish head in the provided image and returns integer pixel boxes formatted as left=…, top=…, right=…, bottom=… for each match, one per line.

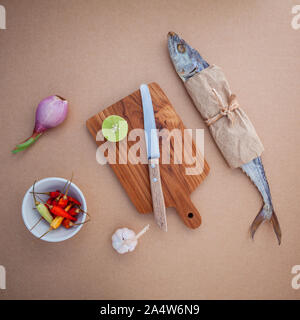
left=167, top=31, right=209, bottom=82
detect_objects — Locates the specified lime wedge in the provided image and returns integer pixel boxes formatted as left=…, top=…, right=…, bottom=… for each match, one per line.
left=102, top=115, right=128, bottom=142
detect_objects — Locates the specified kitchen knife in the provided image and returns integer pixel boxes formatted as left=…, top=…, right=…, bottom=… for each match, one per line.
left=140, top=84, right=167, bottom=231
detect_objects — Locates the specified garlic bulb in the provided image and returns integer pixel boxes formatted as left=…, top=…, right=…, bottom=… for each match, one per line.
left=112, top=224, right=150, bottom=254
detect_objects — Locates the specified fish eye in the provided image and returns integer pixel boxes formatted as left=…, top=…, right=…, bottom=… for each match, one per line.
left=177, top=44, right=186, bottom=53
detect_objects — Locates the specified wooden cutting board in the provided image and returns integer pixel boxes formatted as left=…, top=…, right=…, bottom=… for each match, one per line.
left=86, top=83, right=210, bottom=228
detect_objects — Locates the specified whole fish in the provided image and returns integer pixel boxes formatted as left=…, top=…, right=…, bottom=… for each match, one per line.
left=167, top=31, right=281, bottom=244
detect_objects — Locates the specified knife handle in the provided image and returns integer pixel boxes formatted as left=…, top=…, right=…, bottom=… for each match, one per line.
left=148, top=158, right=168, bottom=232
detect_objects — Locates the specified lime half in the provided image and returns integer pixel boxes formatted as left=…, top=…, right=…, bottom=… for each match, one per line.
left=102, top=115, right=128, bottom=142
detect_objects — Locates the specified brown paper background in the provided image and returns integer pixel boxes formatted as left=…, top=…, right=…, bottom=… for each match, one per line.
left=0, top=0, right=299, bottom=300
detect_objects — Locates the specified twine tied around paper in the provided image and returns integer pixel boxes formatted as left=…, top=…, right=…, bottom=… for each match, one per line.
left=205, top=88, right=240, bottom=127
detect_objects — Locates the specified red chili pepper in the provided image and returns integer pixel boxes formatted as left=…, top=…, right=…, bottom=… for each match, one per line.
left=67, top=196, right=81, bottom=207
left=57, top=176, right=74, bottom=208
left=68, top=207, right=78, bottom=216
left=51, top=201, right=58, bottom=208
left=65, top=203, right=72, bottom=212
left=48, top=205, right=77, bottom=221
left=62, top=219, right=70, bottom=229
left=49, top=191, right=61, bottom=199
left=31, top=191, right=61, bottom=199
left=62, top=217, right=90, bottom=229
left=58, top=197, right=68, bottom=208
left=62, top=218, right=75, bottom=229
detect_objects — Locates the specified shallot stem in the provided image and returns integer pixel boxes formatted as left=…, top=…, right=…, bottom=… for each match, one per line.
left=12, top=133, right=42, bottom=154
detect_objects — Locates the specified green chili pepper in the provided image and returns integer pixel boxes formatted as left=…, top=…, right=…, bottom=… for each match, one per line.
left=32, top=181, right=53, bottom=224
left=36, top=203, right=53, bottom=224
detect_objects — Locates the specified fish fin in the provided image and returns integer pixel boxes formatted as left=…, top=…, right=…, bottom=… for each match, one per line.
left=250, top=207, right=282, bottom=245
left=250, top=206, right=265, bottom=240
left=270, top=211, right=282, bottom=245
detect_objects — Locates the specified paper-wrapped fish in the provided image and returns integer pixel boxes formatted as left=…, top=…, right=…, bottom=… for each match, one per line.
left=167, top=31, right=281, bottom=244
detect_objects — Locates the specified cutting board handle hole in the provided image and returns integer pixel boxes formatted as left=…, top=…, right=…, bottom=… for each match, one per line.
left=188, top=213, right=194, bottom=219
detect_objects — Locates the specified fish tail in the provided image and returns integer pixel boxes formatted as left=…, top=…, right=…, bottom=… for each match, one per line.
left=250, top=206, right=265, bottom=240
left=270, top=211, right=282, bottom=245
left=250, top=206, right=282, bottom=245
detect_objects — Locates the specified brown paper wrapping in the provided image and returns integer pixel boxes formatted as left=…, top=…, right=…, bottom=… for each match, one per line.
left=184, top=65, right=264, bottom=168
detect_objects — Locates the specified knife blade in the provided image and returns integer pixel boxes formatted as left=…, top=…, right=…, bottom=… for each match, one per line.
left=140, top=84, right=167, bottom=231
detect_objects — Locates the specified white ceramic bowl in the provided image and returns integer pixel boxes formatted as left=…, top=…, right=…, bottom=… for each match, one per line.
left=22, top=177, right=87, bottom=242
